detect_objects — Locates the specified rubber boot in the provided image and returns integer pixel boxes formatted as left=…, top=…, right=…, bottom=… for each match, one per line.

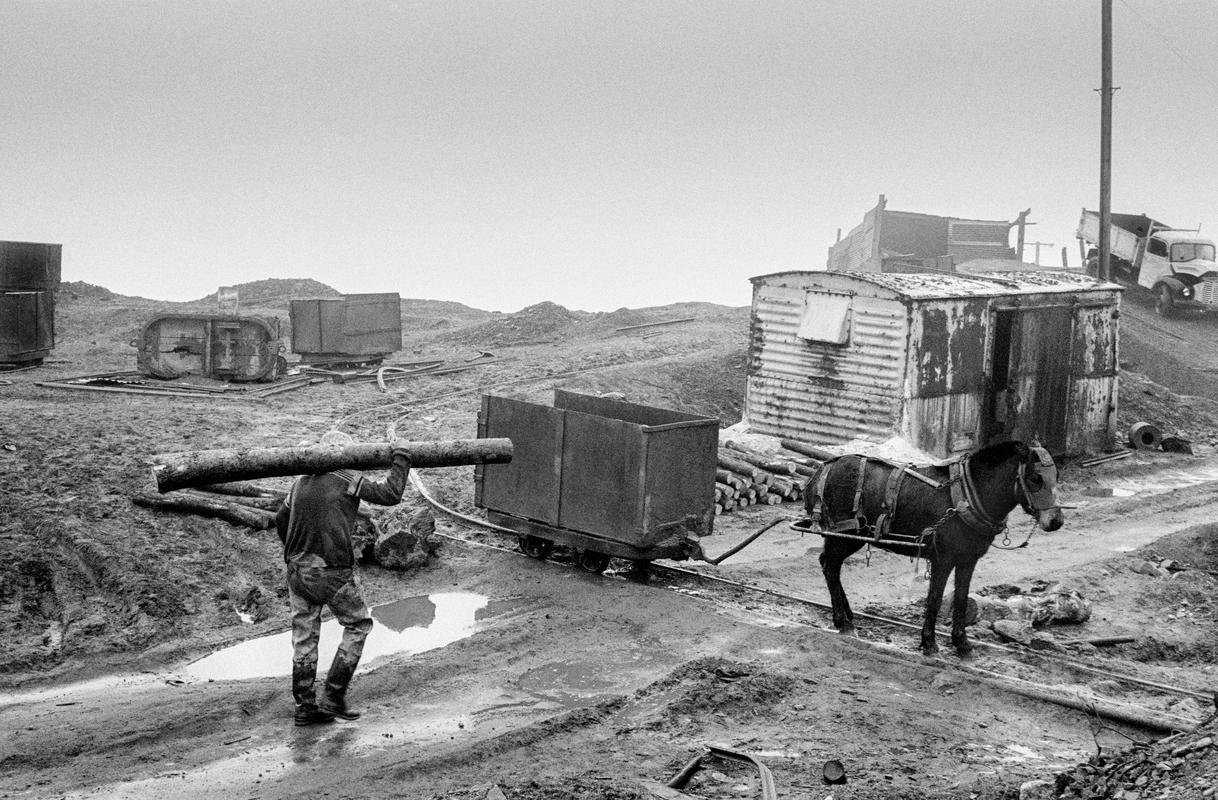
left=318, top=650, right=361, bottom=720
left=293, top=661, right=334, bottom=727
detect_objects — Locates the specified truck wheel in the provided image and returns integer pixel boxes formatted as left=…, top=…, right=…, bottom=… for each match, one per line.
left=1155, top=284, right=1175, bottom=317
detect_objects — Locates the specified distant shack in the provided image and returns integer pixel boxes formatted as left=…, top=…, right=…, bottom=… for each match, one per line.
left=827, top=195, right=1048, bottom=274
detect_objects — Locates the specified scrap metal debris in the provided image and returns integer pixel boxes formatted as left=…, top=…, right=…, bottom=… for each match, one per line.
left=36, top=371, right=322, bottom=399
left=664, top=744, right=777, bottom=800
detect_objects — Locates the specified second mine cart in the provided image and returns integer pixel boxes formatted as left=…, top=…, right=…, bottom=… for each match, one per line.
left=474, top=389, right=719, bottom=572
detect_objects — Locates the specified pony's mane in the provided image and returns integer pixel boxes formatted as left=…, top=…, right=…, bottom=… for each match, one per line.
left=971, top=439, right=1029, bottom=469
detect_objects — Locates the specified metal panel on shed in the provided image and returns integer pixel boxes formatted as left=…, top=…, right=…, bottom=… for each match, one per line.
left=746, top=277, right=908, bottom=446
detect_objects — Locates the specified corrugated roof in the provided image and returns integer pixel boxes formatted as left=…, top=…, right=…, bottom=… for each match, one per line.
left=750, top=270, right=1120, bottom=299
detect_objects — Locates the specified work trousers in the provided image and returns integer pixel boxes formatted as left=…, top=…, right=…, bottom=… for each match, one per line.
left=287, top=564, right=373, bottom=709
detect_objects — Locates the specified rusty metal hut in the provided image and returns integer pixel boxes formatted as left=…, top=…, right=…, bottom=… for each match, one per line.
left=745, top=270, right=1122, bottom=457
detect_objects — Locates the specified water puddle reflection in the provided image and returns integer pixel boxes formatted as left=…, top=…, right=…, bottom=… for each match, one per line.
left=186, top=592, right=489, bottom=681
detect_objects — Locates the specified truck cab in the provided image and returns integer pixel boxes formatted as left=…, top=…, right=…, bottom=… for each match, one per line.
left=1139, top=229, right=1218, bottom=315
left=1077, top=209, right=1218, bottom=316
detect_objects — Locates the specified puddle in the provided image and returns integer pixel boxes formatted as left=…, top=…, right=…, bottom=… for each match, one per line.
left=186, top=592, right=489, bottom=681
left=515, top=660, right=624, bottom=708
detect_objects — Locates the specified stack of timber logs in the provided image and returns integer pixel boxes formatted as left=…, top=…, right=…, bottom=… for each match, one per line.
left=713, top=440, right=825, bottom=516
left=132, top=481, right=286, bottom=531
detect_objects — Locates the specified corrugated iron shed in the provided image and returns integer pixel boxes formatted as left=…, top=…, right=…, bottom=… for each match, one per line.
left=746, top=270, right=1122, bottom=457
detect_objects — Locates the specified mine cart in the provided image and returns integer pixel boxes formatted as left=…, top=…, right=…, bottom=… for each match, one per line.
left=474, top=390, right=719, bottom=572
left=289, top=292, right=402, bottom=367
left=135, top=313, right=284, bottom=382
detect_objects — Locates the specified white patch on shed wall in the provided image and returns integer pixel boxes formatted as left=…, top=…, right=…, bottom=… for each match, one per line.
left=796, top=292, right=851, bottom=344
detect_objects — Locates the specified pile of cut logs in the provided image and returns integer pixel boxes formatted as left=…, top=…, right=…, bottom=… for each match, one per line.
left=133, top=482, right=288, bottom=531
left=714, top=439, right=835, bottom=515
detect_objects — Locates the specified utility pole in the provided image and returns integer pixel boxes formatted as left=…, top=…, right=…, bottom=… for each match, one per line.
left=1012, top=209, right=1032, bottom=261
left=1099, top=0, right=1114, bottom=282
left=1027, top=241, right=1056, bottom=265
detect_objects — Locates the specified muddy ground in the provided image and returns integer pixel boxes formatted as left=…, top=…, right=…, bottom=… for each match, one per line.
left=1, top=281, right=1217, bottom=799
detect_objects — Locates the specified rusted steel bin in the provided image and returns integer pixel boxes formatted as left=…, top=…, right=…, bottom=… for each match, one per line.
left=135, top=313, right=283, bottom=382
left=1, top=241, right=61, bottom=365
left=474, top=389, right=719, bottom=565
left=289, top=293, right=401, bottom=363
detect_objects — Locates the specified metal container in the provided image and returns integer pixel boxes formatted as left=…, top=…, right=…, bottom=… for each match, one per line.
left=747, top=270, right=1122, bottom=457
left=135, top=313, right=283, bottom=382
left=474, top=389, right=719, bottom=563
left=1, top=241, right=61, bottom=364
left=0, top=289, right=55, bottom=364
left=0, top=241, right=62, bottom=290
left=289, top=293, right=401, bottom=362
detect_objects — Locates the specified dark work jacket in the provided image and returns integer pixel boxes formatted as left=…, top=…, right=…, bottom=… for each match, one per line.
left=275, top=453, right=411, bottom=568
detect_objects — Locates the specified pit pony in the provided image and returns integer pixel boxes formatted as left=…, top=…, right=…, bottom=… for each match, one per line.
left=801, top=440, right=1064, bottom=657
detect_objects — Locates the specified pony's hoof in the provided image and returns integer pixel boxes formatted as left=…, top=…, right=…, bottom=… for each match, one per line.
left=955, top=646, right=976, bottom=660
left=837, top=625, right=858, bottom=638
left=920, top=644, right=939, bottom=657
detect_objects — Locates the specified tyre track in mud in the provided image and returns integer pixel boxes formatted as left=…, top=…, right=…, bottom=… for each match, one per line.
left=1120, top=289, right=1218, bottom=399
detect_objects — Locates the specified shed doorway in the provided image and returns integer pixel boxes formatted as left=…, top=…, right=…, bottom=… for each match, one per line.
left=985, top=305, right=1074, bottom=454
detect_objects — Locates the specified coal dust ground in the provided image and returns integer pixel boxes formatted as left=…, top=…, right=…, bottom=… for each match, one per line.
left=1, top=281, right=1216, bottom=799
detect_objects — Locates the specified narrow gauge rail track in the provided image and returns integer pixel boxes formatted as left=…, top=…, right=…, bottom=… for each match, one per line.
left=410, top=474, right=1213, bottom=736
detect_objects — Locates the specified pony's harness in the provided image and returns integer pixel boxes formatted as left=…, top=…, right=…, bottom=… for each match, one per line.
left=805, top=452, right=1005, bottom=547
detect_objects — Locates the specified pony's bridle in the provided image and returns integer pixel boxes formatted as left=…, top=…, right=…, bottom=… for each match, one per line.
left=1016, top=445, right=1061, bottom=515
left=952, top=445, right=1060, bottom=535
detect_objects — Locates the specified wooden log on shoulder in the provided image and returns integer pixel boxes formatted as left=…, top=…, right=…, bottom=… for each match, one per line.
left=132, top=492, right=274, bottom=530
left=151, top=438, right=513, bottom=493
left=780, top=439, right=834, bottom=462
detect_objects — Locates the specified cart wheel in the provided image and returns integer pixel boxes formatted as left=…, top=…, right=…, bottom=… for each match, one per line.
left=576, top=550, right=611, bottom=574
left=626, top=559, right=652, bottom=584
left=519, top=535, right=554, bottom=560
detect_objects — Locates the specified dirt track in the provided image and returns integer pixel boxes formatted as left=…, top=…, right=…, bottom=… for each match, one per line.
left=2, top=285, right=1217, bottom=799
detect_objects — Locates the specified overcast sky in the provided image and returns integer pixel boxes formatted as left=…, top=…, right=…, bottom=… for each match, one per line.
left=3, top=1, right=1217, bottom=312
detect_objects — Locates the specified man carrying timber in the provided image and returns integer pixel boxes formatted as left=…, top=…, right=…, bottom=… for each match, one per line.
left=275, top=431, right=412, bottom=726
